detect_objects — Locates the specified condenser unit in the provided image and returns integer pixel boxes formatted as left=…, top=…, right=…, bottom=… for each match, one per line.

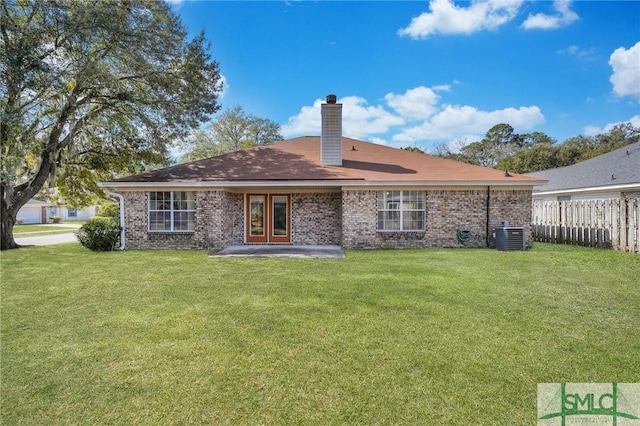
left=493, top=227, right=525, bottom=251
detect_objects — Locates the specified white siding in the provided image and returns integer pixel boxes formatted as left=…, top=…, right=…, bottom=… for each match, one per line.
left=17, top=206, right=42, bottom=224
left=321, top=103, right=342, bottom=166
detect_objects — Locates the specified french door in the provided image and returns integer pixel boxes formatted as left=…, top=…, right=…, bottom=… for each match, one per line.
left=246, top=194, right=290, bottom=243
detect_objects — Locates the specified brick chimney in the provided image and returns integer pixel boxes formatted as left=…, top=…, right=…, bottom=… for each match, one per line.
left=321, top=94, right=342, bottom=166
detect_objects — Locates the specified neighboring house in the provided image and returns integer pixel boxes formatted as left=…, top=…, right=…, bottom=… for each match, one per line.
left=100, top=95, right=545, bottom=251
left=59, top=205, right=98, bottom=221
left=526, top=141, right=640, bottom=201
left=17, top=198, right=98, bottom=224
left=525, top=142, right=639, bottom=252
left=16, top=198, right=50, bottom=224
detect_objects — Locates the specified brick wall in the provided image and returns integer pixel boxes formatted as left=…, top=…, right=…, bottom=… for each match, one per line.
left=291, top=192, right=341, bottom=245
left=122, top=188, right=532, bottom=250
left=488, top=189, right=533, bottom=247
left=341, top=190, right=379, bottom=248
left=341, top=189, right=533, bottom=249
left=122, top=190, right=239, bottom=250
left=229, top=193, right=244, bottom=246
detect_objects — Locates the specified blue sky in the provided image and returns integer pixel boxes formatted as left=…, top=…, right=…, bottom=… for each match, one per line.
left=169, top=0, right=639, bottom=152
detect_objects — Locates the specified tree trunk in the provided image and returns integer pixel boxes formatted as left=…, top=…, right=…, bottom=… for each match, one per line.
left=1, top=207, right=20, bottom=250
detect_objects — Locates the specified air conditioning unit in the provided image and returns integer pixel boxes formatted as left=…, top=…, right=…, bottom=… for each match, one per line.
left=493, top=227, right=525, bottom=251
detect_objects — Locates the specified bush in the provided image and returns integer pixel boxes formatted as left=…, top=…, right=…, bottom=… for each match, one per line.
left=76, top=217, right=122, bottom=251
left=96, top=202, right=119, bottom=220
left=49, top=215, right=61, bottom=223
left=16, top=218, right=25, bottom=225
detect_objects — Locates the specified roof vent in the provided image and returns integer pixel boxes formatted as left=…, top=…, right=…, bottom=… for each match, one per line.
left=326, top=94, right=337, bottom=104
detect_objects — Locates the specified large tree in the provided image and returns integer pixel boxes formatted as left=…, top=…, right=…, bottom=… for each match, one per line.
left=434, top=124, right=523, bottom=167
left=1, top=0, right=223, bottom=249
left=179, top=105, right=283, bottom=162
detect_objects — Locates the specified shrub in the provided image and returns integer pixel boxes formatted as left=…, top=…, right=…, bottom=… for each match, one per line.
left=76, top=217, right=122, bottom=251
left=96, top=202, right=119, bottom=220
left=49, top=215, right=61, bottom=223
left=16, top=218, right=25, bottom=225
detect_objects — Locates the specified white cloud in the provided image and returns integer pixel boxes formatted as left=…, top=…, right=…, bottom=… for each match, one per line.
left=280, top=96, right=403, bottom=140
left=165, top=0, right=184, bottom=7
left=398, top=0, right=524, bottom=39
left=522, top=0, right=579, bottom=30
left=609, top=41, right=640, bottom=100
left=341, top=96, right=405, bottom=139
left=392, top=104, right=544, bottom=142
left=558, top=45, right=595, bottom=59
left=369, top=137, right=389, bottom=146
left=384, top=86, right=442, bottom=120
left=582, top=115, right=640, bottom=136
left=280, top=99, right=323, bottom=137
left=281, top=87, right=545, bottom=148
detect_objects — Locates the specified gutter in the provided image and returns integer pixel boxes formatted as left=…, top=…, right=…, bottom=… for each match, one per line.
left=533, top=182, right=640, bottom=197
left=99, top=179, right=546, bottom=189
left=105, top=190, right=126, bottom=250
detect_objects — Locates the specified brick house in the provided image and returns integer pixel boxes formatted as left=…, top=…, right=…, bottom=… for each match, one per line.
left=100, top=95, right=544, bottom=250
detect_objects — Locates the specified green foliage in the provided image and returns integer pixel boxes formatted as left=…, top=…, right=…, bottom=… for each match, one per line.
left=433, top=122, right=639, bottom=173
left=76, top=217, right=121, bottom=251
left=178, top=105, right=283, bottom=162
left=1, top=0, right=222, bottom=249
left=401, top=146, right=425, bottom=153
left=96, top=202, right=119, bottom=220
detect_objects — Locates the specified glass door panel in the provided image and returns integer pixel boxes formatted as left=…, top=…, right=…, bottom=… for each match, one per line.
left=247, top=195, right=267, bottom=242
left=271, top=196, right=288, bottom=238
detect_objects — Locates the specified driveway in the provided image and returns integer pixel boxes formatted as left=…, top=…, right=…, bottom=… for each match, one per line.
left=15, top=232, right=78, bottom=246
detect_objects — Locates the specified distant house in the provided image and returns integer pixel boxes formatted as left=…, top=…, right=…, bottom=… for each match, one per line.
left=17, top=198, right=98, bottom=224
left=526, top=142, right=640, bottom=201
left=100, top=95, right=545, bottom=251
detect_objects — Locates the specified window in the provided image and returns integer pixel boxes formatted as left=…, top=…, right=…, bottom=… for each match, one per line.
left=67, top=208, right=78, bottom=218
left=377, top=190, right=425, bottom=231
left=148, top=191, right=195, bottom=232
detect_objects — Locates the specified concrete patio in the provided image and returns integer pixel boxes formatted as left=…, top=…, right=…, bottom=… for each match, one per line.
left=211, top=245, right=345, bottom=259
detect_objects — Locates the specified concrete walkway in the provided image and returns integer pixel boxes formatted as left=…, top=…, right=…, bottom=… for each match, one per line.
left=212, top=245, right=345, bottom=259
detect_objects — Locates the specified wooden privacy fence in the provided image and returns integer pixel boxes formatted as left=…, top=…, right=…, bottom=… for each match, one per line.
left=532, top=199, right=640, bottom=253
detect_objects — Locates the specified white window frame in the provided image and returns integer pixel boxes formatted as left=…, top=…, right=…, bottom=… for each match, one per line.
left=377, top=190, right=425, bottom=232
left=148, top=191, right=196, bottom=232
left=67, top=207, right=78, bottom=218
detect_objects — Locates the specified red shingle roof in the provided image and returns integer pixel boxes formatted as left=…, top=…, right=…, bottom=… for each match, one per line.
left=112, top=137, right=544, bottom=185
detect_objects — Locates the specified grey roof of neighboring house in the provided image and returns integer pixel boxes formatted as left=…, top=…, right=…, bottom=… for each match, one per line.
left=526, top=142, right=640, bottom=193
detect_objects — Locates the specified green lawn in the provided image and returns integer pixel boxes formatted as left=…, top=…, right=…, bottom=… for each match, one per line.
left=1, top=244, right=638, bottom=424
left=14, top=224, right=82, bottom=237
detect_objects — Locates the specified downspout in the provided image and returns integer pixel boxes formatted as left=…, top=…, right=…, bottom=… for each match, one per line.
left=105, top=190, right=125, bottom=250
left=486, top=186, right=491, bottom=247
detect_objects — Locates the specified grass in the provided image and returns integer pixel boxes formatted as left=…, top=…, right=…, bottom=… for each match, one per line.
left=1, top=244, right=638, bottom=424
left=13, top=224, right=82, bottom=237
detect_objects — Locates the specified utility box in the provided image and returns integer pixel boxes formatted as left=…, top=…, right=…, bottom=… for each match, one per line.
left=493, top=227, right=525, bottom=251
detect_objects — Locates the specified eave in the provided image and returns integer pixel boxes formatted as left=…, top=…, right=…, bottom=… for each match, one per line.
left=533, top=182, right=640, bottom=197
left=99, top=179, right=545, bottom=190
